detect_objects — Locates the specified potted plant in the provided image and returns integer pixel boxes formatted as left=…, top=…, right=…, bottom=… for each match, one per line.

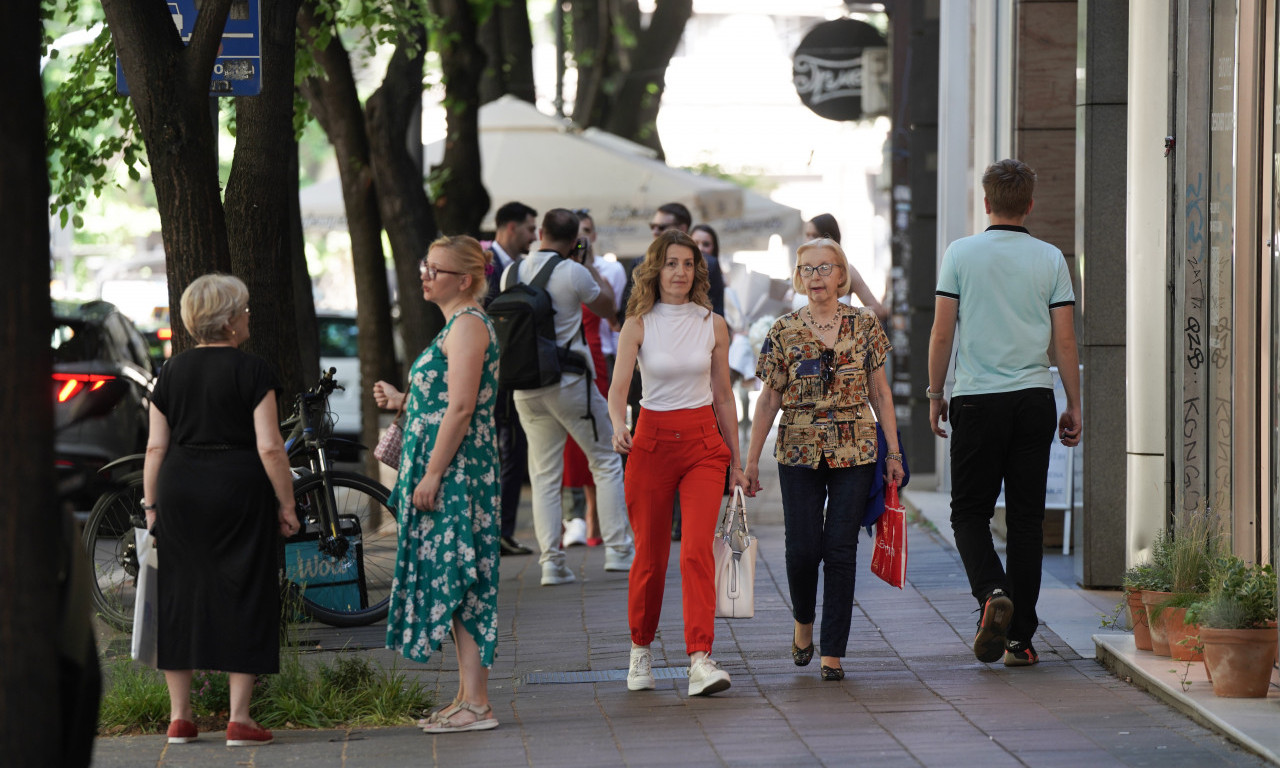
left=1186, top=556, right=1278, bottom=698
left=1138, top=530, right=1175, bottom=656
left=1120, top=561, right=1164, bottom=651
left=1159, top=509, right=1226, bottom=662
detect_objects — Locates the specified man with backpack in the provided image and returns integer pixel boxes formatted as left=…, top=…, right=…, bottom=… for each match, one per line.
left=492, top=208, right=634, bottom=585
left=485, top=201, right=539, bottom=557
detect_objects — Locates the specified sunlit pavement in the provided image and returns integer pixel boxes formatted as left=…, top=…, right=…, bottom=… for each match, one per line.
left=91, top=424, right=1272, bottom=767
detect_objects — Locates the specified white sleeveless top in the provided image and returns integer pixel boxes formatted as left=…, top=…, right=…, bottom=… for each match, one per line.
left=638, top=301, right=715, bottom=411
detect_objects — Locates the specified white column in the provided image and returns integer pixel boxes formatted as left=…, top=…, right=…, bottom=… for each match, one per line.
left=1125, top=2, right=1171, bottom=566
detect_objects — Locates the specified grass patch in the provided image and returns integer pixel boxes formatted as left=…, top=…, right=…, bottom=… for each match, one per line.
left=98, top=651, right=434, bottom=734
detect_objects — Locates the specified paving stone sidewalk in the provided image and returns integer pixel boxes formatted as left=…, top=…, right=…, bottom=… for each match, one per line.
left=92, top=443, right=1269, bottom=767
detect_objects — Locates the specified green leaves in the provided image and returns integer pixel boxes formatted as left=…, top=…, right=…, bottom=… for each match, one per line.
left=45, top=20, right=146, bottom=223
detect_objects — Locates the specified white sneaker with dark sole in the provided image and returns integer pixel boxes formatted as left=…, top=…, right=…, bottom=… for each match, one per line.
left=627, top=646, right=655, bottom=691
left=540, top=561, right=576, bottom=586
left=687, top=656, right=731, bottom=696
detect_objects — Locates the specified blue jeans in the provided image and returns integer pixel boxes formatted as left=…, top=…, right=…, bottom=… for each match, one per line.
left=776, top=461, right=875, bottom=658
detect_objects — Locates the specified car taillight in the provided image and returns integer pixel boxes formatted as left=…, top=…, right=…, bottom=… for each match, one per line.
left=52, top=373, right=116, bottom=403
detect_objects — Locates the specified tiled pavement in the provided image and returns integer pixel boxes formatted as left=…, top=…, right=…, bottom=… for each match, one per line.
left=91, top=434, right=1271, bottom=767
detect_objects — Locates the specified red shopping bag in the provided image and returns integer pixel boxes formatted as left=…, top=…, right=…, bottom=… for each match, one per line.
left=871, top=482, right=907, bottom=588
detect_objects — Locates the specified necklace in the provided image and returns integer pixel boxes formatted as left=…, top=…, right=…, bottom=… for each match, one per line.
left=805, top=306, right=839, bottom=333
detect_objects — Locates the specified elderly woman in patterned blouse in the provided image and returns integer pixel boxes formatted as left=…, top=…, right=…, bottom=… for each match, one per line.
left=744, top=237, right=905, bottom=681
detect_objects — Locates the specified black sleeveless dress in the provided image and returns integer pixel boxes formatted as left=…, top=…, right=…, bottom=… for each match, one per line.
left=150, top=347, right=281, bottom=673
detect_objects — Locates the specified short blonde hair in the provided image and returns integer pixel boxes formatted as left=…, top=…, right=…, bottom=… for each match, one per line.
left=180, top=273, right=248, bottom=344
left=428, top=235, right=490, bottom=301
left=792, top=238, right=852, bottom=297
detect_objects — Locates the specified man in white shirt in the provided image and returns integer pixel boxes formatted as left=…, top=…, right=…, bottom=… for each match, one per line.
left=511, top=209, right=634, bottom=585
left=487, top=201, right=539, bottom=556
left=575, top=209, right=626, bottom=368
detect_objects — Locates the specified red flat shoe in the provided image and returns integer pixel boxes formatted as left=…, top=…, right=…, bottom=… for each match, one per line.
left=167, top=719, right=198, bottom=744
left=586, top=536, right=603, bottom=547
left=226, top=721, right=273, bottom=747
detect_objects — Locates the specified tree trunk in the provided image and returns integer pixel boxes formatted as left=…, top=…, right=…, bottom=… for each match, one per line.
left=226, top=0, right=306, bottom=400
left=0, top=4, right=93, bottom=764
left=602, top=0, right=691, bottom=159
left=300, top=1, right=399, bottom=475
left=290, top=138, right=321, bottom=386
left=366, top=23, right=445, bottom=363
left=479, top=0, right=536, bottom=104
left=428, top=0, right=491, bottom=235
left=570, top=0, right=690, bottom=160
left=571, top=0, right=613, bottom=127
left=103, top=0, right=235, bottom=352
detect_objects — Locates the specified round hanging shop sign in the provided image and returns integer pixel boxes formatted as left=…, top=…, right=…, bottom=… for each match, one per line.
left=792, top=18, right=887, bottom=122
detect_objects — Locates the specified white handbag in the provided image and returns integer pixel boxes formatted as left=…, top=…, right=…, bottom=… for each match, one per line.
left=713, top=487, right=757, bottom=618
left=131, top=527, right=159, bottom=667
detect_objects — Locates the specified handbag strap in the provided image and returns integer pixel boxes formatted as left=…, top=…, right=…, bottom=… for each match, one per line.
left=391, top=389, right=409, bottom=425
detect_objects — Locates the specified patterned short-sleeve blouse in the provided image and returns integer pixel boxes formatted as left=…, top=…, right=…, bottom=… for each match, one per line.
left=755, top=304, right=892, bottom=468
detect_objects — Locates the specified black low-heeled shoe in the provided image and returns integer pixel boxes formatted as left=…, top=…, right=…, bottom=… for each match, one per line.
left=791, top=642, right=814, bottom=666
left=820, top=665, right=845, bottom=681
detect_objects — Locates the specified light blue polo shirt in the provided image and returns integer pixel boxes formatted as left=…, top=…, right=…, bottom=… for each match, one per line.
left=936, top=226, right=1075, bottom=396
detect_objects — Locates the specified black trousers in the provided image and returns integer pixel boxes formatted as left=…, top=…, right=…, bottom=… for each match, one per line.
left=949, top=388, right=1056, bottom=644
left=496, top=388, right=528, bottom=539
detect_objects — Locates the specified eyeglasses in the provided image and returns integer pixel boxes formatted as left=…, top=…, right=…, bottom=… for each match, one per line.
left=650, top=221, right=674, bottom=234
left=797, top=263, right=838, bottom=278
left=419, top=260, right=467, bottom=280
left=819, top=349, right=835, bottom=392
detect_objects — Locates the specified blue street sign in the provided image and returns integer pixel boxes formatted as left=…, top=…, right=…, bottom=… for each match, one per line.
left=116, top=0, right=262, bottom=97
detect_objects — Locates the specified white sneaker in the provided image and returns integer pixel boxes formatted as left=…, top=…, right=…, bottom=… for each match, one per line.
left=604, top=546, right=634, bottom=572
left=540, top=561, right=576, bottom=586
left=562, top=517, right=588, bottom=548
left=627, top=646, right=655, bottom=691
left=687, top=656, right=731, bottom=697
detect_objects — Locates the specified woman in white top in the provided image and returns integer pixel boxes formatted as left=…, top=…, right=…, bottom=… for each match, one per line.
left=608, top=229, right=748, bottom=697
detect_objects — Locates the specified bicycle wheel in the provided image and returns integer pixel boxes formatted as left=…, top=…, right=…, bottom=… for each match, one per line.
left=288, top=470, right=398, bottom=627
left=82, top=471, right=144, bottom=632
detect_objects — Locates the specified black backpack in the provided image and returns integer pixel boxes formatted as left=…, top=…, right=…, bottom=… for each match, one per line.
left=488, top=254, right=587, bottom=390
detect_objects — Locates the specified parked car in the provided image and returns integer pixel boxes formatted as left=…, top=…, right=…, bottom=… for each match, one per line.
left=316, top=312, right=362, bottom=456
left=51, top=300, right=155, bottom=511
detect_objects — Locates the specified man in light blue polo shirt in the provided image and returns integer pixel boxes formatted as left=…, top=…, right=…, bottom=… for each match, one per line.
left=927, top=159, right=1082, bottom=668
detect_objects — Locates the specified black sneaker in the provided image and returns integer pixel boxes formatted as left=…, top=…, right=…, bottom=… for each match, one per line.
left=500, top=536, right=533, bottom=556
left=973, top=589, right=1014, bottom=663
left=1003, top=640, right=1039, bottom=667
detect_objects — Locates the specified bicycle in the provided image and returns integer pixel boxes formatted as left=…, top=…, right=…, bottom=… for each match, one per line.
left=82, top=368, right=399, bottom=631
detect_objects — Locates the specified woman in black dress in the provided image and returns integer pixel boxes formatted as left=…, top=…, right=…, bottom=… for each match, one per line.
left=142, top=274, right=300, bottom=747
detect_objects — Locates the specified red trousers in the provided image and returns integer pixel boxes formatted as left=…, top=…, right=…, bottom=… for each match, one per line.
left=625, top=406, right=730, bottom=653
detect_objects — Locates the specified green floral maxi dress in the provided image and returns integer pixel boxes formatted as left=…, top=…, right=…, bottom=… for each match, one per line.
left=387, top=307, right=502, bottom=667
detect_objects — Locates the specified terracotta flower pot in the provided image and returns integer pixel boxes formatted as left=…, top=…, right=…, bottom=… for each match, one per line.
left=1200, top=626, right=1279, bottom=698
left=1126, top=589, right=1153, bottom=651
left=1140, top=590, right=1174, bottom=656
left=1164, top=606, right=1203, bottom=662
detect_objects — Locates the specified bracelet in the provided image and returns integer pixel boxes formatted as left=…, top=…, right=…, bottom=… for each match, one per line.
left=140, top=501, right=158, bottom=511
left=886, top=452, right=903, bottom=462
left=925, top=387, right=943, bottom=400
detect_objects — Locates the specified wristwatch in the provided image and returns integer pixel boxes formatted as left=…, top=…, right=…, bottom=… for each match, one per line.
left=140, top=501, right=158, bottom=511
left=925, top=387, right=944, bottom=400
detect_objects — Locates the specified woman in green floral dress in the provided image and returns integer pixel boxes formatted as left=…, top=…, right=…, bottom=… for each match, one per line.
left=373, top=235, right=501, bottom=734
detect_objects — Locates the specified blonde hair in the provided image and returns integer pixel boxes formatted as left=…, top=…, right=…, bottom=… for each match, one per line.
left=793, top=238, right=852, bottom=296
left=428, top=235, right=491, bottom=300
left=180, top=273, right=249, bottom=344
left=625, top=230, right=711, bottom=318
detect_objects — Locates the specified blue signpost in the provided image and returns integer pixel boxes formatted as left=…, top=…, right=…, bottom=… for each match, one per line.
left=116, top=0, right=262, bottom=97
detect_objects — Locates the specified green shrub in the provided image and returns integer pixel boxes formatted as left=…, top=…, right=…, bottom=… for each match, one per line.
left=1186, top=557, right=1278, bottom=629
left=97, top=659, right=169, bottom=734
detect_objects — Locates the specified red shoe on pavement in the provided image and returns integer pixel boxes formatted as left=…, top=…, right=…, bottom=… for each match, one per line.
left=226, top=721, right=273, bottom=747
left=167, top=719, right=198, bottom=744
left=586, top=536, right=604, bottom=547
